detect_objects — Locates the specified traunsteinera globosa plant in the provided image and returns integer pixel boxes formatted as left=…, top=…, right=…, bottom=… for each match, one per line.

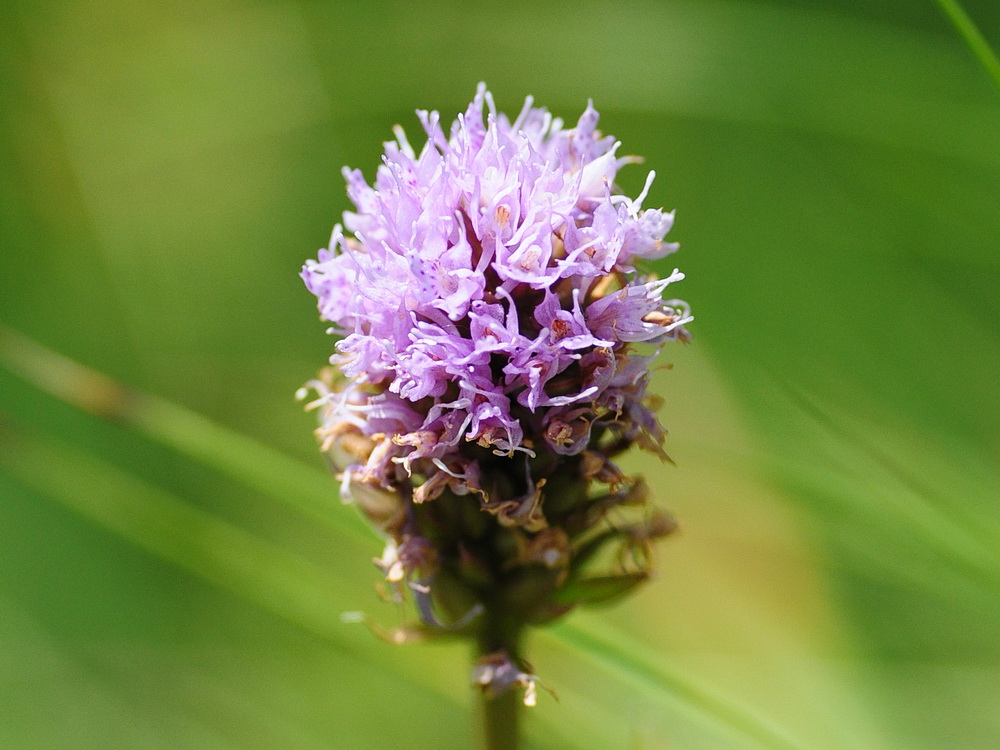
left=300, top=84, right=692, bottom=748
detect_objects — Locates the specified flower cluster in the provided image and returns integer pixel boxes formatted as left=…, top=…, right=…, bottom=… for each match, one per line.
left=302, top=84, right=690, bottom=679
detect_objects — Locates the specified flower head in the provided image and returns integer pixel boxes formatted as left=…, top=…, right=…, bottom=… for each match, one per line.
left=302, top=84, right=690, bottom=681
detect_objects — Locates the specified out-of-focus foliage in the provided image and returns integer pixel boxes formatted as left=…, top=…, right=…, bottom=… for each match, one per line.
left=1, top=1, right=998, bottom=748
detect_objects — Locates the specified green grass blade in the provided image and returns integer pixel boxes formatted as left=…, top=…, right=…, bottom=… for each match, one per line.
left=765, top=383, right=1000, bottom=595
left=547, top=617, right=809, bottom=750
left=0, top=421, right=362, bottom=646
left=0, top=323, right=373, bottom=546
left=935, top=0, right=1000, bottom=90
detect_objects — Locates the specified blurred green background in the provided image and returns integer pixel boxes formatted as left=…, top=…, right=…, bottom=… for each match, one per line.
left=2, top=0, right=999, bottom=748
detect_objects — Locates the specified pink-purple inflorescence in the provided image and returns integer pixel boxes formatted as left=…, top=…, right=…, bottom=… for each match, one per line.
left=301, top=84, right=691, bottom=684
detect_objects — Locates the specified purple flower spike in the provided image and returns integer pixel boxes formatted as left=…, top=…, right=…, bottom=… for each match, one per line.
left=301, top=85, right=691, bottom=702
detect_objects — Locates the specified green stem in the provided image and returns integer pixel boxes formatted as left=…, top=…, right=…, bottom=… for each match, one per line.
left=475, top=610, right=524, bottom=750
left=479, top=686, right=521, bottom=750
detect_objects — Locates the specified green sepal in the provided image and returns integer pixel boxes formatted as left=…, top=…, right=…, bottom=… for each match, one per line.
left=567, top=527, right=623, bottom=574
left=551, top=572, right=649, bottom=608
